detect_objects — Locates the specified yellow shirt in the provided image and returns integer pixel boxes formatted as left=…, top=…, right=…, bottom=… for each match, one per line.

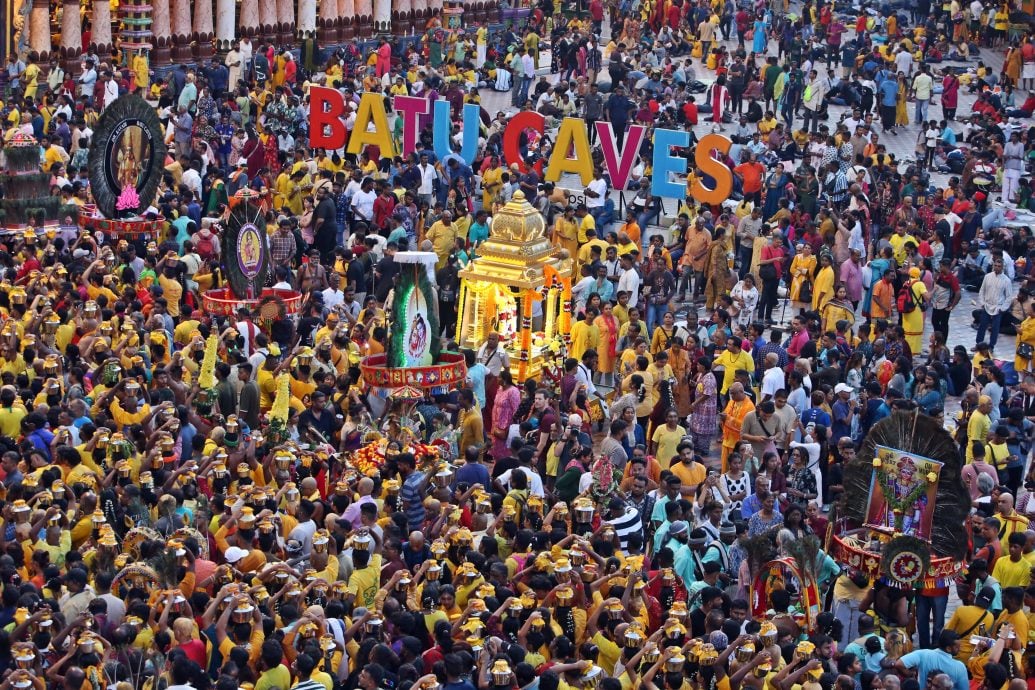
left=110, top=399, right=151, bottom=431
left=158, top=274, right=182, bottom=317
left=889, top=233, right=917, bottom=265
left=0, top=405, right=26, bottom=438
left=592, top=631, right=621, bottom=677
left=992, top=555, right=1032, bottom=589
left=348, top=554, right=383, bottom=609
left=652, top=424, right=687, bottom=469
left=967, top=410, right=992, bottom=462
left=713, top=350, right=754, bottom=394
left=258, top=368, right=278, bottom=412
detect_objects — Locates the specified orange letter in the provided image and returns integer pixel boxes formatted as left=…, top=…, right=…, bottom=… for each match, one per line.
left=691, top=133, right=733, bottom=206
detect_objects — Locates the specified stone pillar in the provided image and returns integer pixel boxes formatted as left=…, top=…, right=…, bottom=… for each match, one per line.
left=215, top=0, right=235, bottom=51
left=92, top=0, right=114, bottom=63
left=393, top=0, right=412, bottom=34
left=171, top=0, right=192, bottom=61
left=60, top=0, right=83, bottom=74
left=193, top=0, right=214, bottom=60
left=258, top=0, right=276, bottom=39
left=411, top=0, right=426, bottom=33
left=153, top=0, right=173, bottom=64
left=276, top=0, right=295, bottom=45
left=239, top=0, right=258, bottom=37
left=356, top=0, right=372, bottom=37
left=373, top=0, right=390, bottom=33
left=298, top=0, right=317, bottom=38
left=428, top=0, right=442, bottom=20
left=338, top=0, right=354, bottom=39
left=318, top=0, right=336, bottom=42
left=28, top=0, right=51, bottom=61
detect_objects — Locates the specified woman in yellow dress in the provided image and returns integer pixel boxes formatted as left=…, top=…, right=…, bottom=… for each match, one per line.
left=552, top=207, right=578, bottom=262
left=481, top=160, right=504, bottom=209
left=132, top=50, right=150, bottom=92
left=1015, top=302, right=1035, bottom=373
left=788, top=243, right=816, bottom=311
left=896, top=74, right=909, bottom=127
left=901, top=266, right=929, bottom=353
left=569, top=310, right=599, bottom=362
left=821, top=283, right=857, bottom=333
left=1005, top=44, right=1022, bottom=86
left=812, top=253, right=836, bottom=313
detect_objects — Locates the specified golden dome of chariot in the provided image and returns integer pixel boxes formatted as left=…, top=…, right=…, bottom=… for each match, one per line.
left=490, top=191, right=547, bottom=244
left=458, top=191, right=570, bottom=290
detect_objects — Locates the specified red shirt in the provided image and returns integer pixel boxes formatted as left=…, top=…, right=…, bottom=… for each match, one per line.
left=590, top=0, right=604, bottom=20
left=682, top=102, right=699, bottom=125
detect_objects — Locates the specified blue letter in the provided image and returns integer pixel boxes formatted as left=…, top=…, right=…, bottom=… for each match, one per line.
left=433, top=101, right=480, bottom=165
left=651, top=128, right=690, bottom=199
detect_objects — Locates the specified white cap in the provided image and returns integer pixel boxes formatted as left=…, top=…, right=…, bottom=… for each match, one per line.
left=834, top=383, right=853, bottom=395
left=224, top=546, right=248, bottom=564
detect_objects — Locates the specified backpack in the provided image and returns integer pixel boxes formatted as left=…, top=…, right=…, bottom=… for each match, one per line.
left=897, top=280, right=919, bottom=313
left=195, top=231, right=217, bottom=261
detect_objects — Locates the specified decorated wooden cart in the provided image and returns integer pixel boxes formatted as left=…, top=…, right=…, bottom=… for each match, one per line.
left=834, top=410, right=970, bottom=617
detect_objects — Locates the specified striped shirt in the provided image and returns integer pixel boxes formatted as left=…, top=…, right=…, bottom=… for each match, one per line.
left=606, top=505, right=643, bottom=550
left=402, top=471, right=427, bottom=531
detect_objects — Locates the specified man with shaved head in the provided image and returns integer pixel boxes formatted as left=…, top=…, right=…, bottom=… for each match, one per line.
left=997, top=492, right=1030, bottom=550
left=341, top=476, right=377, bottom=526
left=402, top=531, right=429, bottom=571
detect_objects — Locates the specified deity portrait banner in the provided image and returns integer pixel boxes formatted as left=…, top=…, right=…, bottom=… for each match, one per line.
left=864, top=445, right=943, bottom=542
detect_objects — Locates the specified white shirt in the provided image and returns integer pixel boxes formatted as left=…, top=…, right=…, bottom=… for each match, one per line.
left=321, top=287, right=345, bottom=309
left=761, top=366, right=786, bottom=400
left=289, top=519, right=318, bottom=556
left=894, top=50, right=913, bottom=76
left=352, top=189, right=377, bottom=221
left=103, top=80, right=119, bottom=108
left=618, top=268, right=641, bottom=308
left=978, top=271, right=1013, bottom=314
left=521, top=54, right=535, bottom=79
left=239, top=39, right=254, bottom=63
left=417, top=164, right=437, bottom=195
left=586, top=178, right=608, bottom=208
left=498, top=467, right=546, bottom=497
left=477, top=343, right=511, bottom=376
left=182, top=168, right=202, bottom=199
left=575, top=362, right=597, bottom=398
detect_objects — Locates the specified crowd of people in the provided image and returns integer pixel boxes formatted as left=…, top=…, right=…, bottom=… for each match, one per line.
left=0, top=3, right=1034, bottom=690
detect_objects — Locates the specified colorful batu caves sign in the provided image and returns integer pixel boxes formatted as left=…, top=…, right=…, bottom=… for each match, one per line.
left=309, top=87, right=735, bottom=203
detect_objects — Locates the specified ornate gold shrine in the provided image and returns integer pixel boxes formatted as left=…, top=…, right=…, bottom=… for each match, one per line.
left=456, top=191, right=573, bottom=383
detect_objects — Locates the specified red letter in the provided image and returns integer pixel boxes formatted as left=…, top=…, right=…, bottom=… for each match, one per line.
left=309, top=85, right=346, bottom=150
left=502, top=111, right=545, bottom=173
left=394, top=95, right=430, bottom=159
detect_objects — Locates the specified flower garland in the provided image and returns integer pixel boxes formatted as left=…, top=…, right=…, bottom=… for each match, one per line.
left=267, top=374, right=291, bottom=444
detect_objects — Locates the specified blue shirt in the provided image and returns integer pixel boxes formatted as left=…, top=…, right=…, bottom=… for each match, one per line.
left=879, top=79, right=898, bottom=107
left=466, top=363, right=488, bottom=410
left=898, top=649, right=969, bottom=690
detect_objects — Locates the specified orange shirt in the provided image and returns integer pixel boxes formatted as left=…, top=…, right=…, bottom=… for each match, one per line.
left=871, top=279, right=895, bottom=319
left=721, top=397, right=756, bottom=448
left=735, top=161, right=765, bottom=194
left=620, top=221, right=641, bottom=246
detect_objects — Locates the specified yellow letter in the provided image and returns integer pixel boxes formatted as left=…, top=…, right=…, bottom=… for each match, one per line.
left=545, top=118, right=594, bottom=186
left=347, top=92, right=395, bottom=158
